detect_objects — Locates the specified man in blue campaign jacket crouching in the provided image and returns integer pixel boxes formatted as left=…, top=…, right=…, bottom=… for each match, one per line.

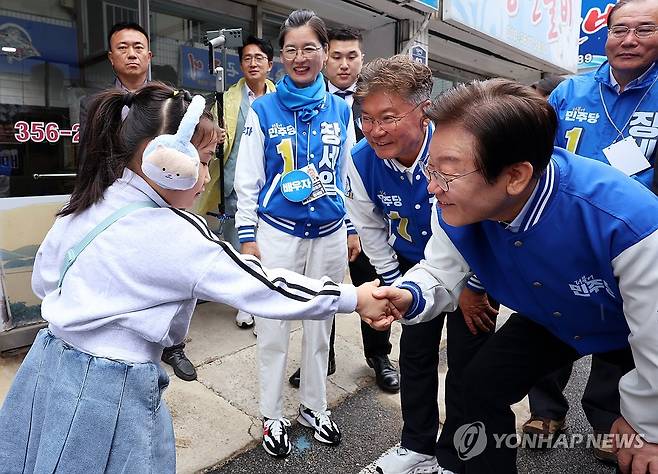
left=375, top=78, right=658, bottom=474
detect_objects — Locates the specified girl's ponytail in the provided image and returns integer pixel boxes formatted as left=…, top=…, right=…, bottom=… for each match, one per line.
left=58, top=82, right=214, bottom=216
left=59, top=89, right=131, bottom=216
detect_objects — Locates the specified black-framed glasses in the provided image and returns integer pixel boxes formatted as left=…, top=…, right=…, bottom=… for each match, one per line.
left=360, top=102, right=425, bottom=133
left=421, top=161, right=479, bottom=191
left=608, top=24, right=658, bottom=39
left=282, top=45, right=323, bottom=61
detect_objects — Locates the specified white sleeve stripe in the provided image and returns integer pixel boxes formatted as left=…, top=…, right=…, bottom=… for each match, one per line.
left=382, top=268, right=401, bottom=277
left=270, top=214, right=296, bottom=226
left=262, top=173, right=281, bottom=209
left=319, top=219, right=344, bottom=230
left=319, top=220, right=344, bottom=235
left=262, top=214, right=296, bottom=231
left=467, top=281, right=485, bottom=290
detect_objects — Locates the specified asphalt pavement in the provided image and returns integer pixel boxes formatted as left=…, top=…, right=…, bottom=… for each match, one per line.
left=210, top=351, right=617, bottom=474
left=1, top=305, right=619, bottom=474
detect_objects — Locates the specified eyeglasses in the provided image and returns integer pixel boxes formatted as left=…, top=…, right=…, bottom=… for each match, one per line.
left=361, top=102, right=425, bottom=133
left=282, top=45, right=323, bottom=61
left=241, top=54, right=268, bottom=63
left=421, top=161, right=479, bottom=192
left=608, top=24, right=658, bottom=39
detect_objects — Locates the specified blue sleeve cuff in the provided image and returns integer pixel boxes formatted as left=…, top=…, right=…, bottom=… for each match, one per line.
left=398, top=281, right=426, bottom=320
left=345, top=218, right=357, bottom=235
left=466, top=274, right=486, bottom=293
left=237, top=225, right=256, bottom=243
left=380, top=267, right=402, bottom=286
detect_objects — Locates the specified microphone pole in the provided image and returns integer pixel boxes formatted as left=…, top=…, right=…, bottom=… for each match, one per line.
left=204, top=28, right=242, bottom=226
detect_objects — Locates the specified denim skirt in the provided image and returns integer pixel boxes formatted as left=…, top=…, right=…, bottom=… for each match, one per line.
left=0, top=329, right=175, bottom=473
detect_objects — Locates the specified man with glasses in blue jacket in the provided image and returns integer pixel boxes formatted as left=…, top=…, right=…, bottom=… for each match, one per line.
left=346, top=55, right=491, bottom=474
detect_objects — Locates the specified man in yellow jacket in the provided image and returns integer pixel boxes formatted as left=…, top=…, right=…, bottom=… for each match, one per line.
left=195, top=35, right=276, bottom=328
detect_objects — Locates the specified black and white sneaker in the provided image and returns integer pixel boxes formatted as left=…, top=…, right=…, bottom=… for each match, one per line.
left=297, top=405, right=341, bottom=445
left=262, top=417, right=292, bottom=458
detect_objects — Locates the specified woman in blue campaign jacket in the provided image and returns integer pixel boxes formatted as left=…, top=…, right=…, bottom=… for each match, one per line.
left=233, top=9, right=356, bottom=458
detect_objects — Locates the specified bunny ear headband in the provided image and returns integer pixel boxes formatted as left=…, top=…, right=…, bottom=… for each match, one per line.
left=141, top=93, right=206, bottom=190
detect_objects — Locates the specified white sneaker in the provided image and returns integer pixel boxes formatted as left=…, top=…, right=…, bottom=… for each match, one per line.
left=297, top=404, right=341, bottom=445
left=375, top=446, right=441, bottom=474
left=235, top=310, right=254, bottom=328
left=262, top=417, right=292, bottom=458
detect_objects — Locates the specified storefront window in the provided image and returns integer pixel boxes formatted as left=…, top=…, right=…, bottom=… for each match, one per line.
left=0, top=1, right=142, bottom=199
left=429, top=61, right=487, bottom=97
left=149, top=1, right=288, bottom=93
left=1, top=0, right=267, bottom=337
left=262, top=9, right=289, bottom=56
left=0, top=0, right=139, bottom=334
left=431, top=77, right=457, bottom=97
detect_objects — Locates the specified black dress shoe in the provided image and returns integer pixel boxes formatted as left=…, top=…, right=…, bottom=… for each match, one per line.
left=366, top=355, right=400, bottom=393
left=327, top=356, right=336, bottom=376
left=161, top=344, right=197, bottom=381
left=289, top=356, right=336, bottom=388
left=289, top=368, right=301, bottom=388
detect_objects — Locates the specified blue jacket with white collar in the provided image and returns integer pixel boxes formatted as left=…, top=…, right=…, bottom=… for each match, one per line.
left=234, top=91, right=353, bottom=241
left=548, top=61, right=657, bottom=189
left=349, top=124, right=434, bottom=268
left=439, top=147, right=658, bottom=355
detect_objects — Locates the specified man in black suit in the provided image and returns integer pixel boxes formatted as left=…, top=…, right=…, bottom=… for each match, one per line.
left=79, top=22, right=152, bottom=135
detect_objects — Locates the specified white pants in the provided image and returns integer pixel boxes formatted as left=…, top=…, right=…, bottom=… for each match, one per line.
left=254, top=219, right=347, bottom=419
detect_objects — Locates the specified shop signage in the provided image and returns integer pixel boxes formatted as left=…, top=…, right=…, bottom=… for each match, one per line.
left=0, top=15, right=78, bottom=77
left=443, top=0, right=581, bottom=73
left=413, top=0, right=439, bottom=11
left=410, top=44, right=428, bottom=65
left=578, top=0, right=614, bottom=70
left=13, top=121, right=79, bottom=144
left=180, top=45, right=285, bottom=91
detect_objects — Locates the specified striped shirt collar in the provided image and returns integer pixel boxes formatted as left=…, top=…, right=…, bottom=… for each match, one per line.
left=327, top=82, right=356, bottom=95
left=609, top=63, right=656, bottom=93
left=504, top=159, right=558, bottom=233
left=244, top=81, right=271, bottom=105
left=114, top=76, right=148, bottom=92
